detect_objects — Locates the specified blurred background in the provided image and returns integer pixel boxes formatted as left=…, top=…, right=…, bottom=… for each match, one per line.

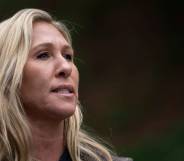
left=1, top=0, right=183, bottom=161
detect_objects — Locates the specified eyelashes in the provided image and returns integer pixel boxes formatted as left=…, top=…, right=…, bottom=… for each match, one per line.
left=63, top=53, right=73, bottom=61
left=36, top=51, right=74, bottom=62
left=36, top=51, right=50, bottom=60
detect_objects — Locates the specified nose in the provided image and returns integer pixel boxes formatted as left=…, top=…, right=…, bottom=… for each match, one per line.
left=55, top=56, right=72, bottom=78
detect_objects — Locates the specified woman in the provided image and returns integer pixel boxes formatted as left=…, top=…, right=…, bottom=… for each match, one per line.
left=0, top=9, right=132, bottom=161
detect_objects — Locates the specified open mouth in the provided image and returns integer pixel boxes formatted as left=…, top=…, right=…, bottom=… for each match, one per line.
left=50, top=85, right=74, bottom=94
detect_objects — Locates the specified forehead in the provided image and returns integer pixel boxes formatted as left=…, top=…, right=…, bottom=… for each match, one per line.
left=31, top=21, right=69, bottom=48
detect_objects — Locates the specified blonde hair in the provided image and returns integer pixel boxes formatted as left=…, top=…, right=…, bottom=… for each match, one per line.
left=0, top=9, right=113, bottom=161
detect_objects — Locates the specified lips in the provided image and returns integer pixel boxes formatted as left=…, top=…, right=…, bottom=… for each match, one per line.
left=50, top=84, right=74, bottom=94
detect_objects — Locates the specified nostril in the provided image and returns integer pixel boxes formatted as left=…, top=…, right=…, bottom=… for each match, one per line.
left=58, top=71, right=66, bottom=77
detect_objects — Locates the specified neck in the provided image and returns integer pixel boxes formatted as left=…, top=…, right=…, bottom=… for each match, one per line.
left=29, top=118, right=65, bottom=161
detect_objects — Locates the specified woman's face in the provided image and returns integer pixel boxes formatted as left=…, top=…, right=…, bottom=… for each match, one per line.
left=20, top=21, right=79, bottom=121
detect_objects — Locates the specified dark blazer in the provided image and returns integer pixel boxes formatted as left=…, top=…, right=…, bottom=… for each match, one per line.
left=60, top=148, right=133, bottom=161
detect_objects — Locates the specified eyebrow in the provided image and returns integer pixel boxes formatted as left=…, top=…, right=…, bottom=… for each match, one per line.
left=31, top=42, right=73, bottom=53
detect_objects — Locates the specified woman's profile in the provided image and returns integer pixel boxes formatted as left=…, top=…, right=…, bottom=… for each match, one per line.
left=0, top=8, right=132, bottom=161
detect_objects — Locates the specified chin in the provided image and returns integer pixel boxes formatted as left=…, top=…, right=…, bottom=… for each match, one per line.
left=49, top=104, right=77, bottom=120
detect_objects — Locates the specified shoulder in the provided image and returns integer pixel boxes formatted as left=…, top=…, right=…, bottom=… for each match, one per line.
left=112, top=156, right=133, bottom=161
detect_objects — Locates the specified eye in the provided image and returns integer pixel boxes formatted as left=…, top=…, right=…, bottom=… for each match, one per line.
left=63, top=53, right=73, bottom=62
left=36, top=51, right=50, bottom=60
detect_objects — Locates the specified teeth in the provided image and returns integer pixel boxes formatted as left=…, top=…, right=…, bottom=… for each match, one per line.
left=54, top=88, right=70, bottom=93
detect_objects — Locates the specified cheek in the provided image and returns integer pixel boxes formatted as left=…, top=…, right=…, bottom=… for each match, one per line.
left=72, top=65, right=79, bottom=97
left=20, top=63, right=51, bottom=100
left=22, top=61, right=53, bottom=85
left=73, top=65, right=79, bottom=85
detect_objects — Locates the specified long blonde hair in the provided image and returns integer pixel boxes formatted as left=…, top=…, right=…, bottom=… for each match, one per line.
left=0, top=9, right=113, bottom=161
